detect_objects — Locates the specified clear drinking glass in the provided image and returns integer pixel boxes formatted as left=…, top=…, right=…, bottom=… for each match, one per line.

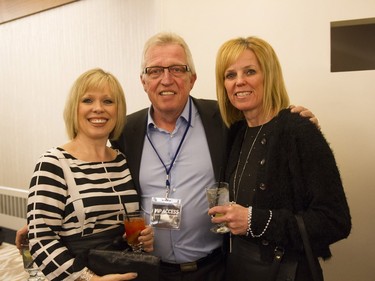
left=124, top=210, right=146, bottom=253
left=206, top=182, right=231, bottom=234
left=21, top=242, right=43, bottom=281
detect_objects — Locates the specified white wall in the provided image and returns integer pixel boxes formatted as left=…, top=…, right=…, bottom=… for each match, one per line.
left=0, top=0, right=160, bottom=189
left=159, top=1, right=375, bottom=280
left=1, top=0, right=374, bottom=280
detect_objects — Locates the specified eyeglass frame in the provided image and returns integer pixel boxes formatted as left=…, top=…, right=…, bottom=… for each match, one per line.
left=143, top=65, right=191, bottom=77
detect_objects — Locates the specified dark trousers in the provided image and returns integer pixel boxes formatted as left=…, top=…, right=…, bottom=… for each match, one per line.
left=159, top=249, right=226, bottom=281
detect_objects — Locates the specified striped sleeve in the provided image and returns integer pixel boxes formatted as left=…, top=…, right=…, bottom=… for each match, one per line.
left=27, top=148, right=139, bottom=280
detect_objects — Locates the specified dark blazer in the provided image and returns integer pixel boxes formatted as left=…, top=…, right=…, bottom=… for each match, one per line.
left=111, top=97, right=228, bottom=195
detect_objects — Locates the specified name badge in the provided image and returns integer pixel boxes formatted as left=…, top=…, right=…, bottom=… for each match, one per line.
left=150, top=197, right=182, bottom=229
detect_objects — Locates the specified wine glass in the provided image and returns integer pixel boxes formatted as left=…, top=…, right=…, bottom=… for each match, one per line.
left=124, top=210, right=146, bottom=253
left=206, top=182, right=230, bottom=234
left=21, top=242, right=43, bottom=281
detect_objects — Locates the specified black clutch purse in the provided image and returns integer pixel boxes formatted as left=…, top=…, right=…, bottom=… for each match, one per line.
left=88, top=249, right=160, bottom=281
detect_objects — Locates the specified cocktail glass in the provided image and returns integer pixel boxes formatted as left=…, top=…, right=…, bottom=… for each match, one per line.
left=124, top=210, right=146, bottom=253
left=206, top=182, right=230, bottom=234
left=21, top=242, right=43, bottom=281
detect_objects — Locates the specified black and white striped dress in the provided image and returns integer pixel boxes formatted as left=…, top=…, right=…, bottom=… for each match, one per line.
left=27, top=147, right=138, bottom=281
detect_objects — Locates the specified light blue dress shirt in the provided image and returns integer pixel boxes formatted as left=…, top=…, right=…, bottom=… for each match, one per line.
left=139, top=98, right=223, bottom=263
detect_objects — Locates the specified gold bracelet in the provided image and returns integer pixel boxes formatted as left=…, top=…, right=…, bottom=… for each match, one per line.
left=76, top=268, right=95, bottom=281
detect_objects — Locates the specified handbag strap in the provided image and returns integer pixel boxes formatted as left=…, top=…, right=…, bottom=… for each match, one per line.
left=53, top=148, right=85, bottom=233
left=295, top=214, right=322, bottom=281
left=268, top=247, right=284, bottom=281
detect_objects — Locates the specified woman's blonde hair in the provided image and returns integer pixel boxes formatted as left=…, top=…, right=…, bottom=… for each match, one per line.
left=216, top=36, right=290, bottom=127
left=63, top=68, right=126, bottom=140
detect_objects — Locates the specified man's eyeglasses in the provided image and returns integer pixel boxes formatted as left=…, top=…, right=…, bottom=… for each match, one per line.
left=143, top=65, right=191, bottom=78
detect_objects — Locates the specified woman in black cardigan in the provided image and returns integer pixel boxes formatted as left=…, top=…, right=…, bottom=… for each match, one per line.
left=209, top=36, right=351, bottom=281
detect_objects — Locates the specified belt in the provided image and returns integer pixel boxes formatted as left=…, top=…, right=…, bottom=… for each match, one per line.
left=160, top=247, right=222, bottom=272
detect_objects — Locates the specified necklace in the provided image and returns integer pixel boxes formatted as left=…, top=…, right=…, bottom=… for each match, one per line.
left=233, top=124, right=264, bottom=203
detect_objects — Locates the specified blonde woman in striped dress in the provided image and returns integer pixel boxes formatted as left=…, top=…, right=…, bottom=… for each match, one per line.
left=27, top=68, right=154, bottom=281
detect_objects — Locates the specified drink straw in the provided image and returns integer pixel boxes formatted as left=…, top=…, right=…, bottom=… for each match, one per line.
left=218, top=167, right=224, bottom=188
left=123, top=204, right=130, bottom=221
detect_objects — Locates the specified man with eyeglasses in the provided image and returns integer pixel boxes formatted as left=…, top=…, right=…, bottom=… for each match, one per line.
left=112, top=32, right=227, bottom=281
left=112, top=32, right=318, bottom=281
left=144, top=65, right=191, bottom=78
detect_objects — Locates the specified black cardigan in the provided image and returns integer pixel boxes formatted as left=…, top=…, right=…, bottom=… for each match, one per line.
left=226, top=109, right=351, bottom=260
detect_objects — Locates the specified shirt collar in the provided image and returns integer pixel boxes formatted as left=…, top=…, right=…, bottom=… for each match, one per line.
left=146, top=97, right=195, bottom=131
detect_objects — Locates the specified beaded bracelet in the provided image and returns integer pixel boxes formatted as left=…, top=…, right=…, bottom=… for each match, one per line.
left=249, top=209, right=273, bottom=238
left=246, top=206, right=252, bottom=236
left=76, top=268, right=95, bottom=281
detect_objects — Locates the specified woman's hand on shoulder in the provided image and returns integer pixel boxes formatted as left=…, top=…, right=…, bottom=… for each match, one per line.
left=290, top=105, right=321, bottom=130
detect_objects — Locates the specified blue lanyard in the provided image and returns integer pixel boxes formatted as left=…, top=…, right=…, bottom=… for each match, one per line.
left=146, top=97, right=192, bottom=198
